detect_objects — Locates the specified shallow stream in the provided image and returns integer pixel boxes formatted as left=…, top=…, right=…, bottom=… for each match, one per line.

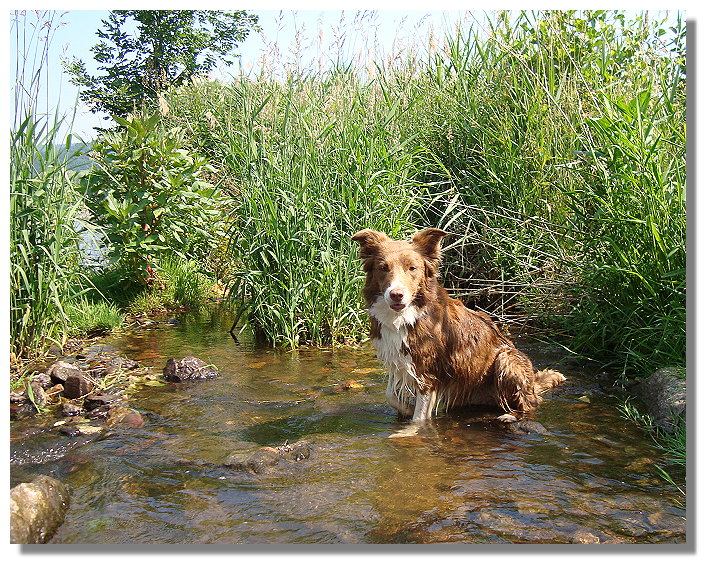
left=10, top=305, right=686, bottom=544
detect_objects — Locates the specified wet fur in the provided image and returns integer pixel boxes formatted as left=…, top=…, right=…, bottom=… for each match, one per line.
left=352, top=228, right=565, bottom=420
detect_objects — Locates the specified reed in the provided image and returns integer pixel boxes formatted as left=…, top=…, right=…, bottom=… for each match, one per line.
left=163, top=10, right=685, bottom=375
left=169, top=71, right=425, bottom=346
left=409, top=10, right=686, bottom=376
left=10, top=11, right=89, bottom=357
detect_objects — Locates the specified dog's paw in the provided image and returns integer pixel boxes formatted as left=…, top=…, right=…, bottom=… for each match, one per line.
left=388, top=423, right=422, bottom=438
left=496, top=413, right=518, bottom=423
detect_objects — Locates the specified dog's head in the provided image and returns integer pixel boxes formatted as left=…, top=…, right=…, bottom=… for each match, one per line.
left=351, top=228, right=446, bottom=312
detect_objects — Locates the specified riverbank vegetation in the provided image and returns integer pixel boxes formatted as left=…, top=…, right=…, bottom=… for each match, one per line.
left=12, top=10, right=685, bottom=379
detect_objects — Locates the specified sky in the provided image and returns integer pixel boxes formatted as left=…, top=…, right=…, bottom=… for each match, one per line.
left=9, top=8, right=477, bottom=141
left=11, top=5, right=687, bottom=142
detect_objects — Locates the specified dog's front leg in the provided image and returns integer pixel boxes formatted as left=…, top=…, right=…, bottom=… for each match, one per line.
left=412, top=389, right=437, bottom=421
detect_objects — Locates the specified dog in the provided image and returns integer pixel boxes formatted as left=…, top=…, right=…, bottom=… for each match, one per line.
left=352, top=227, right=565, bottom=421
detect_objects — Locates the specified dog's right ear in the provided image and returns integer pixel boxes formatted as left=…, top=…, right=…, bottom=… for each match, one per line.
left=351, top=229, right=389, bottom=259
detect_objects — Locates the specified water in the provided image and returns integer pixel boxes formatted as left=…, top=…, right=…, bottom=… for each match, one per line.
left=10, top=305, right=686, bottom=544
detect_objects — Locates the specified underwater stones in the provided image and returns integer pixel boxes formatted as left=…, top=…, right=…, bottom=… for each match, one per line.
left=10, top=475, right=70, bottom=544
left=61, top=401, right=84, bottom=417
left=163, top=356, right=220, bottom=382
left=497, top=419, right=551, bottom=436
left=103, top=356, right=140, bottom=376
left=224, top=447, right=281, bottom=474
left=105, top=406, right=145, bottom=428
left=223, top=440, right=313, bottom=474
left=83, top=392, right=121, bottom=411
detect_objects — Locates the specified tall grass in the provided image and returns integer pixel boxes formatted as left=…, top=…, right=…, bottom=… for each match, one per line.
left=167, top=71, right=427, bottom=346
left=10, top=11, right=89, bottom=357
left=163, top=10, right=685, bottom=375
left=407, top=10, right=686, bottom=376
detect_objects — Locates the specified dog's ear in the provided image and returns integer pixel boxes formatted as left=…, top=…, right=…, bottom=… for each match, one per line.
left=411, top=228, right=447, bottom=263
left=351, top=229, right=389, bottom=259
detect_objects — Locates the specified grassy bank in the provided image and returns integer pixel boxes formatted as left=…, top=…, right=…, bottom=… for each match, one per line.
left=11, top=10, right=685, bottom=377
left=163, top=10, right=685, bottom=378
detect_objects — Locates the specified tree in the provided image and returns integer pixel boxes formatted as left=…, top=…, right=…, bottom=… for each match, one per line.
left=64, top=10, right=259, bottom=117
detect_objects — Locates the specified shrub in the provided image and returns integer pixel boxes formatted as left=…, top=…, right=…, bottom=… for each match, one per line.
left=80, top=112, right=224, bottom=286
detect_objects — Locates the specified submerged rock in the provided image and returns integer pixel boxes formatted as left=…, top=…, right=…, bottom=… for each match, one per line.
left=631, top=367, right=686, bottom=433
left=61, top=401, right=84, bottom=417
left=105, top=406, right=145, bottom=428
left=498, top=419, right=551, bottom=436
left=103, top=356, right=140, bottom=376
left=163, top=356, right=220, bottom=382
left=223, top=440, right=313, bottom=474
left=83, top=392, right=121, bottom=411
left=10, top=475, right=70, bottom=543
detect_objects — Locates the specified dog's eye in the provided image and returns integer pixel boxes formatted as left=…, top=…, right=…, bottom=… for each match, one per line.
left=378, top=263, right=389, bottom=272
left=409, top=266, right=417, bottom=272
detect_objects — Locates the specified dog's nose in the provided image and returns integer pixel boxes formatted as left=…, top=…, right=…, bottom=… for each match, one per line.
left=389, top=291, right=404, bottom=302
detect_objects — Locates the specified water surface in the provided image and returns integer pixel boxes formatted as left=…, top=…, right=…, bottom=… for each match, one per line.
left=10, top=306, right=686, bottom=544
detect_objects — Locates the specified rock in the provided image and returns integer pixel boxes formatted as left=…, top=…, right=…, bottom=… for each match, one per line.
left=31, top=372, right=53, bottom=389
left=106, top=406, right=145, bottom=428
left=223, top=440, right=312, bottom=474
left=339, top=379, right=364, bottom=390
left=26, top=380, right=48, bottom=409
left=10, top=402, right=37, bottom=421
left=57, top=423, right=105, bottom=438
left=499, top=419, right=551, bottom=436
left=63, top=373, right=94, bottom=399
left=61, top=402, right=84, bottom=416
left=163, top=356, right=220, bottom=382
left=47, top=361, right=88, bottom=385
left=83, top=392, right=120, bottom=411
left=275, top=440, right=312, bottom=461
left=10, top=475, right=70, bottom=543
left=224, top=447, right=281, bottom=474
left=44, top=383, right=64, bottom=404
left=104, top=356, right=140, bottom=376
left=632, top=367, right=686, bottom=433
left=9, top=381, right=48, bottom=420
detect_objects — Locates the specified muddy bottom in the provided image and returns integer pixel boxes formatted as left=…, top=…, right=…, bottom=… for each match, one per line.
left=10, top=306, right=686, bottom=544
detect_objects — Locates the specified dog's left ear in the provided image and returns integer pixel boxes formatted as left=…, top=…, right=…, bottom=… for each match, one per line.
left=411, top=228, right=447, bottom=262
left=351, top=229, right=389, bottom=259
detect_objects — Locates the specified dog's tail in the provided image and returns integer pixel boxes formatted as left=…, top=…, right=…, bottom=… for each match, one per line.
left=534, top=369, right=566, bottom=393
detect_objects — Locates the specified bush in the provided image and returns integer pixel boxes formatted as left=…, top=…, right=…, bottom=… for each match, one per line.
left=80, top=112, right=224, bottom=286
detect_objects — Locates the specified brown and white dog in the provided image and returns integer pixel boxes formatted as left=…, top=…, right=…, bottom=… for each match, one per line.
left=352, top=228, right=564, bottom=421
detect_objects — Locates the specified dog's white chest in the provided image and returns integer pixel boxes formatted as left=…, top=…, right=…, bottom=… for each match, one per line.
left=368, top=298, right=423, bottom=409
